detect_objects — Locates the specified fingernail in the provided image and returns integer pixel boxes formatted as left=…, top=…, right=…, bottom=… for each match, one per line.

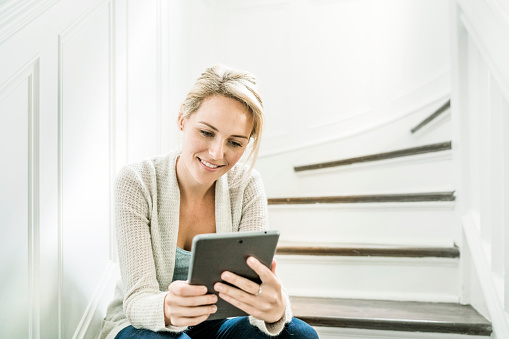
left=212, top=306, right=217, bottom=313
left=248, top=257, right=256, bottom=264
left=223, top=272, right=231, bottom=280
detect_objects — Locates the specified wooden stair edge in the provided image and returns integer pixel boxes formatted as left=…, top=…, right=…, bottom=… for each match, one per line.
left=276, top=243, right=460, bottom=258
left=291, top=296, right=492, bottom=336
left=294, top=141, right=452, bottom=172
left=268, top=191, right=456, bottom=205
left=411, top=99, right=451, bottom=134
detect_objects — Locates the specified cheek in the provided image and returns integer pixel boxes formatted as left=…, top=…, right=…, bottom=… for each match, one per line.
left=182, top=134, right=206, bottom=153
left=227, top=149, right=246, bottom=166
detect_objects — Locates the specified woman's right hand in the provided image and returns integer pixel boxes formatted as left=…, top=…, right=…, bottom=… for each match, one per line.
left=164, top=280, right=218, bottom=327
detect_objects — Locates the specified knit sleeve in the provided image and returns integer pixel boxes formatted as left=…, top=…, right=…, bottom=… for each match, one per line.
left=115, top=165, right=186, bottom=333
left=239, top=169, right=293, bottom=336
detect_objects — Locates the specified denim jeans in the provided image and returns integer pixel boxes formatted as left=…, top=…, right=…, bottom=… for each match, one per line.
left=115, top=317, right=318, bottom=339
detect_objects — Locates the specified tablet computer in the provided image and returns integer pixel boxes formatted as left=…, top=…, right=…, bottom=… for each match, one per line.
left=187, top=230, right=280, bottom=320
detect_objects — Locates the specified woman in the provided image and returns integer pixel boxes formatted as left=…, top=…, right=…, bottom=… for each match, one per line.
left=100, top=65, right=318, bottom=339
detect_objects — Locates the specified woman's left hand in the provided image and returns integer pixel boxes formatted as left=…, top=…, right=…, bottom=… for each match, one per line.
left=213, top=257, right=286, bottom=323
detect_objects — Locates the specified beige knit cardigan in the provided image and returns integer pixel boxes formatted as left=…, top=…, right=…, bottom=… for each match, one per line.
left=99, top=151, right=292, bottom=339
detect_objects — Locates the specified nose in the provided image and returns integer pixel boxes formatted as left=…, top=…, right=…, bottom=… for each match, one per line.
left=208, top=139, right=224, bottom=160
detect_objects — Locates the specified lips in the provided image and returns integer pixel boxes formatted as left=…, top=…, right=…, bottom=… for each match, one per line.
left=198, top=157, right=224, bottom=169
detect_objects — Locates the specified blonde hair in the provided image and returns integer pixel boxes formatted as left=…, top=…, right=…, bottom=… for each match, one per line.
left=180, top=64, right=264, bottom=181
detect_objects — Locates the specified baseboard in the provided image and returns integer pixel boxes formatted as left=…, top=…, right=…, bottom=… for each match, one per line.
left=462, top=212, right=509, bottom=338
left=72, top=260, right=119, bottom=339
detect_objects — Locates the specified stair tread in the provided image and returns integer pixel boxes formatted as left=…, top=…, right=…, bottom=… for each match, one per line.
left=411, top=100, right=451, bottom=133
left=291, top=296, right=492, bottom=335
left=276, top=242, right=459, bottom=258
left=294, top=141, right=452, bottom=172
left=268, top=191, right=456, bottom=205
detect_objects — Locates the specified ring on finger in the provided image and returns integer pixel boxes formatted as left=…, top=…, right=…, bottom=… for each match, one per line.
left=254, top=286, right=262, bottom=296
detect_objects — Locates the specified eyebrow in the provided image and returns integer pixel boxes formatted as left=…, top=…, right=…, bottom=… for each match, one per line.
left=198, top=121, right=249, bottom=140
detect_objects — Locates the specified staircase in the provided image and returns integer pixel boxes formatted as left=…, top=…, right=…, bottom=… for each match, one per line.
left=259, top=100, right=493, bottom=338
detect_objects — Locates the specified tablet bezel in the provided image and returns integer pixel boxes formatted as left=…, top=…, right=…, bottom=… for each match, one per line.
left=187, top=230, right=280, bottom=320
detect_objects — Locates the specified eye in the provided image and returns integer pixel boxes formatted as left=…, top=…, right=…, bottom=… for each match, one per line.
left=200, top=130, right=214, bottom=138
left=229, top=140, right=243, bottom=148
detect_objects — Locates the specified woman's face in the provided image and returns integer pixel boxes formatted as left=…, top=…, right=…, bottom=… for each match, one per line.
left=177, top=95, right=254, bottom=188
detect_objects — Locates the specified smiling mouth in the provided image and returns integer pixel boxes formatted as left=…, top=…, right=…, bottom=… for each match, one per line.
left=198, top=157, right=224, bottom=169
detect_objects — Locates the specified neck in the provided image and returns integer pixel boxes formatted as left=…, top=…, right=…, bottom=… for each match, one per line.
left=175, top=156, right=215, bottom=201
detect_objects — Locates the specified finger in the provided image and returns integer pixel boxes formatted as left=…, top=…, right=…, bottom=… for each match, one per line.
left=246, top=257, right=274, bottom=283
left=217, top=292, right=264, bottom=320
left=220, top=271, right=260, bottom=295
left=172, top=293, right=218, bottom=307
left=169, top=281, right=209, bottom=297
left=171, top=314, right=212, bottom=327
left=170, top=304, right=218, bottom=318
left=271, top=259, right=277, bottom=274
left=214, top=282, right=255, bottom=306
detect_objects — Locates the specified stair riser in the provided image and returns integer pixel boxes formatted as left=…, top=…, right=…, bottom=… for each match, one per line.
left=259, top=151, right=452, bottom=198
left=314, top=327, right=490, bottom=339
left=277, top=255, right=459, bottom=302
left=269, top=202, right=455, bottom=246
left=295, top=154, right=453, bottom=196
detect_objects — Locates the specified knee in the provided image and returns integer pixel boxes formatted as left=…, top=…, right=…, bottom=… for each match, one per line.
left=284, top=318, right=319, bottom=339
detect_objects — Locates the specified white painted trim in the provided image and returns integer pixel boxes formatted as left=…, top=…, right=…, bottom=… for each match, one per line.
left=277, top=254, right=459, bottom=268
left=57, top=2, right=112, bottom=337
left=0, top=55, right=42, bottom=339
left=0, top=0, right=59, bottom=45
left=462, top=211, right=509, bottom=338
left=259, top=92, right=450, bottom=158
left=108, top=0, right=117, bottom=262
left=72, top=261, right=119, bottom=339
left=28, top=58, right=41, bottom=339
left=458, top=0, right=509, bottom=102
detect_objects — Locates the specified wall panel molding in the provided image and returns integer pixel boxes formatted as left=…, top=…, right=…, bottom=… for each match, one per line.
left=459, top=0, right=509, bottom=101
left=0, top=0, right=59, bottom=45
left=0, top=55, right=41, bottom=339
left=57, top=1, right=113, bottom=337
left=462, top=212, right=509, bottom=338
left=72, top=261, right=119, bottom=339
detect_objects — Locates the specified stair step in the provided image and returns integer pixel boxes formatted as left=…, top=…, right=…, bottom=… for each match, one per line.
left=269, top=201, right=455, bottom=246
left=293, top=141, right=452, bottom=172
left=291, top=296, right=492, bottom=336
left=411, top=100, right=451, bottom=134
left=268, top=192, right=455, bottom=205
left=276, top=243, right=459, bottom=258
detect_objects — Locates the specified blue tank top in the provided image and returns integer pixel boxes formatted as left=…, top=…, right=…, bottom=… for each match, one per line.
left=172, top=246, right=191, bottom=281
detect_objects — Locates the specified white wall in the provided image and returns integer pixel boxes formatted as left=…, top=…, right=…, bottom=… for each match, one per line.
left=451, top=0, right=509, bottom=337
left=0, top=0, right=453, bottom=337
left=175, top=0, right=451, bottom=160
left=0, top=0, right=172, bottom=337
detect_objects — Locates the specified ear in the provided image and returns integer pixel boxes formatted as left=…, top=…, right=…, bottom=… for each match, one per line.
left=177, top=107, right=185, bottom=131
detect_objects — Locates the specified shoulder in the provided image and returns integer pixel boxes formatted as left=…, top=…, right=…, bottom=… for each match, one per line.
left=115, top=152, right=177, bottom=188
left=226, top=163, right=265, bottom=200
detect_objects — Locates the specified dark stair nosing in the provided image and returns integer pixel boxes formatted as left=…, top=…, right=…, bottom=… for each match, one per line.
left=292, top=296, right=492, bottom=336
left=268, top=191, right=456, bottom=205
left=276, top=243, right=460, bottom=258
left=411, top=99, right=451, bottom=134
left=294, top=141, right=452, bottom=172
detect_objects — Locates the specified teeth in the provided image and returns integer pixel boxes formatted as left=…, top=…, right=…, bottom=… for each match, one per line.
left=200, top=158, right=219, bottom=169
